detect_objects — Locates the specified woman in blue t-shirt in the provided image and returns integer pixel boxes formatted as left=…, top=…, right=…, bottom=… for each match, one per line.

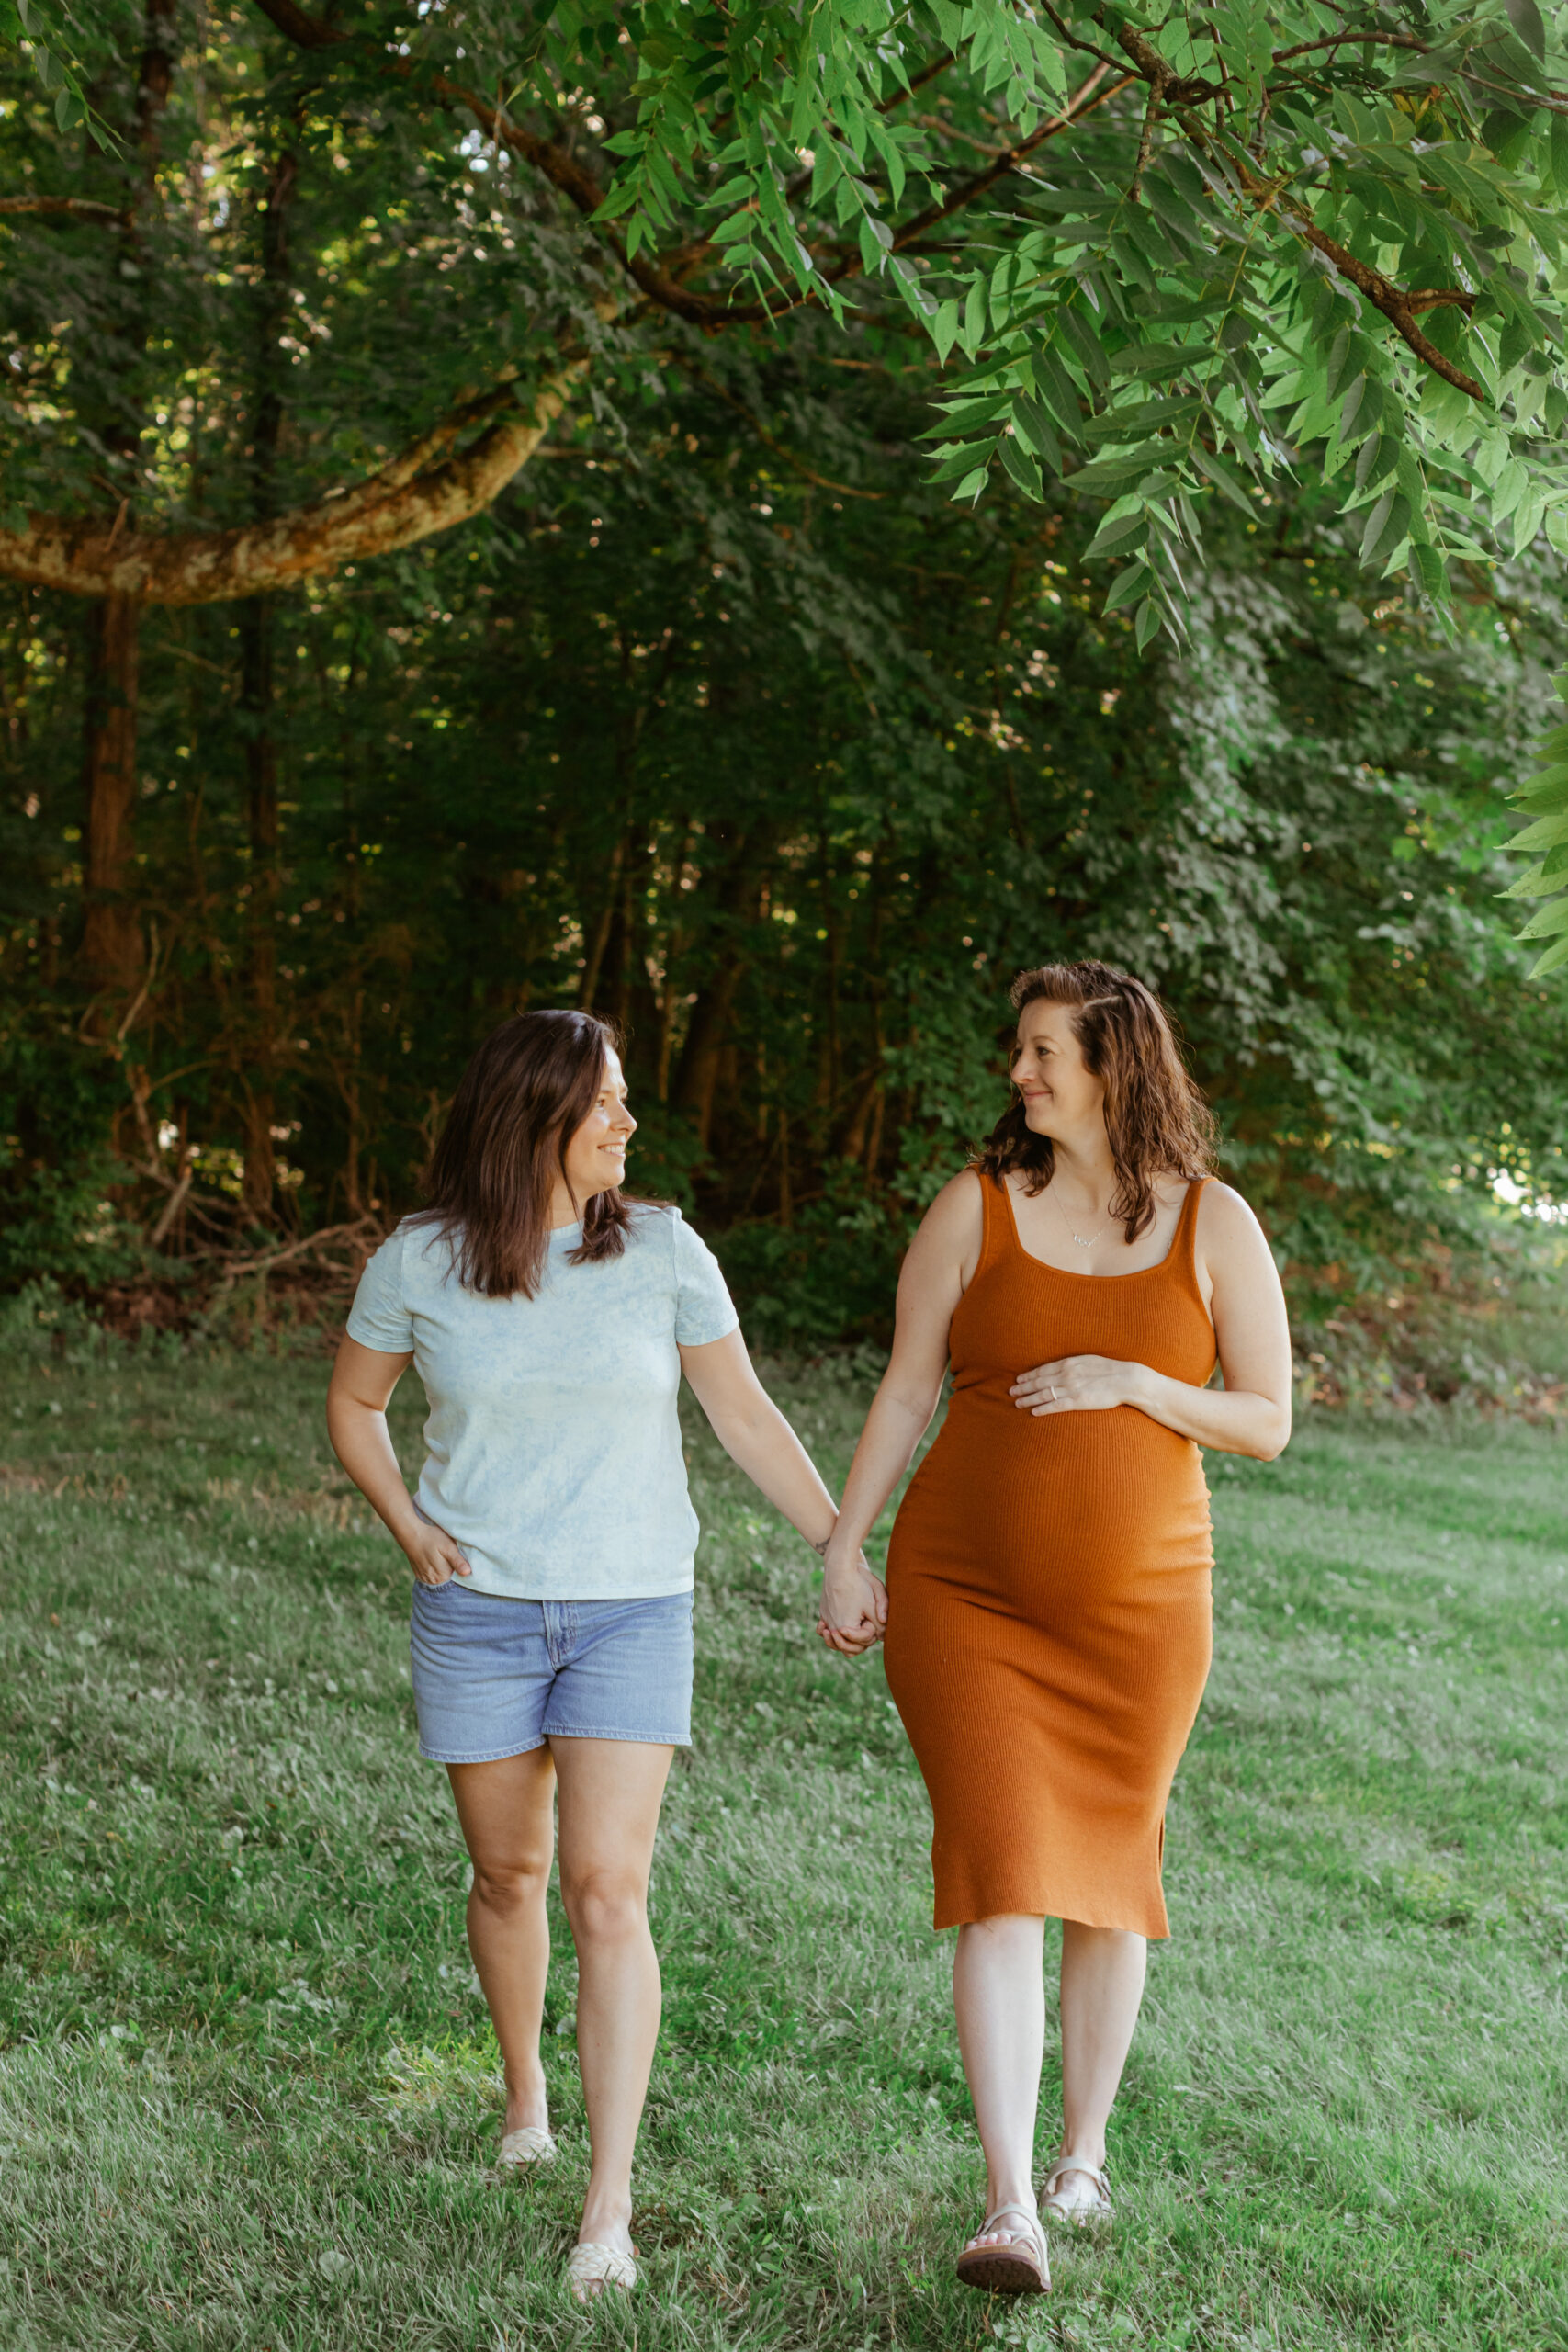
left=328, top=1008, right=886, bottom=2303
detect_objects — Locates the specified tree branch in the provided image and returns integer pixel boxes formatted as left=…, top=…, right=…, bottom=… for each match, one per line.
left=0, top=194, right=129, bottom=222
left=1269, top=30, right=1431, bottom=62
left=0, top=357, right=591, bottom=604
left=884, top=69, right=1131, bottom=253
left=1106, top=15, right=1489, bottom=402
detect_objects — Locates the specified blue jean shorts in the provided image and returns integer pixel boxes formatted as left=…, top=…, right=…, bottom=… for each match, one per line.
left=408, top=1580, right=694, bottom=1764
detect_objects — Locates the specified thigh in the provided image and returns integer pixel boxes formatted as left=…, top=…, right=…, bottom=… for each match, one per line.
left=552, top=1739, right=672, bottom=1890
left=447, top=1747, right=558, bottom=1879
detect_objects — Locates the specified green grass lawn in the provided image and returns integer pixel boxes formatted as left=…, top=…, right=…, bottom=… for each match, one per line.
left=2, top=1325, right=1567, bottom=2351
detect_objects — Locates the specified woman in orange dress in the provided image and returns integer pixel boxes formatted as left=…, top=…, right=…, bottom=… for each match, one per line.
left=821, top=962, right=1292, bottom=2296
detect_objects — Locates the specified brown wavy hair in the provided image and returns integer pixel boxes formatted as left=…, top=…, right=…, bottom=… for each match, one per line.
left=976, top=960, right=1216, bottom=1243
left=414, top=1009, right=635, bottom=1298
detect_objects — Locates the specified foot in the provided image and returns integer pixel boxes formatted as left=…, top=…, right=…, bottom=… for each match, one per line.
left=566, top=2241, right=637, bottom=2303
left=1041, top=2154, right=1112, bottom=2225
left=954, top=2202, right=1050, bottom=2296
left=570, top=2207, right=637, bottom=2304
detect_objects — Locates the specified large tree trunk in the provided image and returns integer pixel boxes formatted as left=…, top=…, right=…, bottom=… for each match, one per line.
left=81, top=591, right=142, bottom=990
left=77, top=0, right=175, bottom=1001
left=239, top=595, right=280, bottom=1214
left=237, top=146, right=299, bottom=1218
left=672, top=820, right=778, bottom=1152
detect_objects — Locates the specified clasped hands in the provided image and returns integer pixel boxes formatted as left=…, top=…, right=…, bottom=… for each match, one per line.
left=816, top=1534, right=887, bottom=1657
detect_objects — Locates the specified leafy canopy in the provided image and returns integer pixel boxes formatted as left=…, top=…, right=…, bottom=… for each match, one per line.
left=13, top=0, right=1568, bottom=643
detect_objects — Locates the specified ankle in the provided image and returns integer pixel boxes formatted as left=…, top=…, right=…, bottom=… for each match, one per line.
left=579, top=2188, right=634, bottom=2252
left=502, top=2070, right=549, bottom=2131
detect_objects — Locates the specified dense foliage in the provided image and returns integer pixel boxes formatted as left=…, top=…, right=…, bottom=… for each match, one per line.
left=1, top=1, right=1565, bottom=1338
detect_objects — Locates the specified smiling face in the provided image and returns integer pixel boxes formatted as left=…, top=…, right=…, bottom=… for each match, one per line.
left=560, top=1046, right=637, bottom=1205
left=1010, top=997, right=1106, bottom=1143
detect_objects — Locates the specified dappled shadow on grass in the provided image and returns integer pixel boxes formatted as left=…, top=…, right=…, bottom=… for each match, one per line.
left=2, top=1358, right=1567, bottom=2347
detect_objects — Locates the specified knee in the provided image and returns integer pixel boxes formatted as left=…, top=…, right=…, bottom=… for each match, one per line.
left=470, top=1855, right=548, bottom=1916
left=560, top=1867, right=646, bottom=1948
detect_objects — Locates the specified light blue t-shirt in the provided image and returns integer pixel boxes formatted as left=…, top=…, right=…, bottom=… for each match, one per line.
left=345, top=1205, right=739, bottom=1600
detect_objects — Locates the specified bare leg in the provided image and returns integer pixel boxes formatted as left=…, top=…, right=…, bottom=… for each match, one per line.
left=552, top=1737, right=673, bottom=2259
left=952, top=1913, right=1046, bottom=2247
left=446, top=1747, right=558, bottom=2138
left=1053, top=1919, right=1146, bottom=2199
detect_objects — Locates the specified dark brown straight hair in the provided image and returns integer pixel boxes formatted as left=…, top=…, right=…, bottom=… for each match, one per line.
left=976, top=960, right=1216, bottom=1243
left=415, top=1009, right=634, bottom=1298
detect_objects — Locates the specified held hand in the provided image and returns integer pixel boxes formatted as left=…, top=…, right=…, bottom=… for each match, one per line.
left=401, top=1515, right=473, bottom=1587
left=817, top=1542, right=888, bottom=1657
left=1009, top=1355, right=1149, bottom=1417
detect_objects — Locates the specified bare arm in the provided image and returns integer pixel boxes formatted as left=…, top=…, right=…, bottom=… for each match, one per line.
left=679, top=1327, right=885, bottom=1655
left=1009, top=1183, right=1292, bottom=1461
left=325, top=1336, right=473, bottom=1586
left=820, top=1172, right=982, bottom=1624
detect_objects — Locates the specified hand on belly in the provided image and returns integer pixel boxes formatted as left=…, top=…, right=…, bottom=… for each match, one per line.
left=1009, top=1354, right=1146, bottom=1416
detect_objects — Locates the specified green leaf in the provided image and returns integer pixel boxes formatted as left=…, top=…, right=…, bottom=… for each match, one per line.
left=963, top=277, right=987, bottom=356
left=1084, top=508, right=1148, bottom=561
left=1503, top=0, right=1548, bottom=62
left=933, top=301, right=961, bottom=365
left=998, top=432, right=1043, bottom=499
left=927, top=441, right=999, bottom=483
left=1135, top=597, right=1162, bottom=650
left=1189, top=441, right=1255, bottom=515
left=1517, top=896, right=1568, bottom=940
left=1527, top=933, right=1568, bottom=976
left=1012, top=398, right=1063, bottom=473
left=1360, top=488, right=1410, bottom=569
left=1510, top=810, right=1568, bottom=854
left=1031, top=346, right=1083, bottom=435
left=1059, top=308, right=1110, bottom=390
left=1069, top=447, right=1160, bottom=495
left=1102, top=560, right=1149, bottom=615
left=1551, top=112, right=1568, bottom=196
left=1413, top=542, right=1450, bottom=606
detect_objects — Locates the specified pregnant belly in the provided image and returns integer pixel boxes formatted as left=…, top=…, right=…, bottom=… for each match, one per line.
left=891, top=1394, right=1213, bottom=1600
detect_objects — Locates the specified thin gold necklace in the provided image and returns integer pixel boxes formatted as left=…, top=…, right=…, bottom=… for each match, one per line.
left=1048, top=1180, right=1111, bottom=1251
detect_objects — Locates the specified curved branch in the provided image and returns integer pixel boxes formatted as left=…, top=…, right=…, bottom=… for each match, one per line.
left=0, top=358, right=590, bottom=605
left=0, top=194, right=129, bottom=222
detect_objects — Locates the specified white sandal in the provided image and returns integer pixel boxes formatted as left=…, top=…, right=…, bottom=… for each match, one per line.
left=566, top=2241, right=637, bottom=2301
left=498, top=2124, right=558, bottom=2172
left=1041, top=2156, right=1112, bottom=2224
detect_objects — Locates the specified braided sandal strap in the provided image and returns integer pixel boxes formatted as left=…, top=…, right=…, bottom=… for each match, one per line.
left=498, top=2125, right=558, bottom=2170
left=567, top=2242, right=637, bottom=2298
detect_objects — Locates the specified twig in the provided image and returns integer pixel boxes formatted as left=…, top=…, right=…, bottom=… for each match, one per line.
left=1131, top=78, right=1166, bottom=200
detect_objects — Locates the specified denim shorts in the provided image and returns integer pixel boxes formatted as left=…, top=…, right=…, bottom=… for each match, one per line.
left=408, top=1580, right=694, bottom=1763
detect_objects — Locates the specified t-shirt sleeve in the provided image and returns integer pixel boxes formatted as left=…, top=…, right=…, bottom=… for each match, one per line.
left=671, top=1211, right=739, bottom=1347
left=344, top=1226, right=415, bottom=1352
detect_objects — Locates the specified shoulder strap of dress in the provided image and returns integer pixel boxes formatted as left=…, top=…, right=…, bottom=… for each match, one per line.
left=1175, top=1174, right=1210, bottom=1283
left=973, top=1168, right=1007, bottom=1280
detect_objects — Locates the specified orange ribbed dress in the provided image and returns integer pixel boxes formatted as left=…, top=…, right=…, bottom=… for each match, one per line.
left=883, top=1172, right=1216, bottom=1939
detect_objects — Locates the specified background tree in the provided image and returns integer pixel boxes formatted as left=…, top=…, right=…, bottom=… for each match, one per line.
left=1, top=0, right=1563, bottom=1333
